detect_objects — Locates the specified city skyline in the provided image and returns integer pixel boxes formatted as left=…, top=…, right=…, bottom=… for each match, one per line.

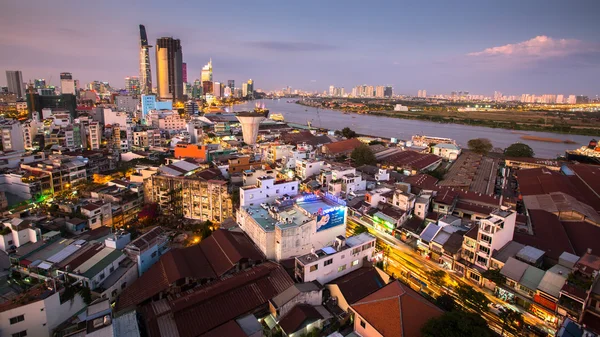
left=1, top=0, right=600, bottom=95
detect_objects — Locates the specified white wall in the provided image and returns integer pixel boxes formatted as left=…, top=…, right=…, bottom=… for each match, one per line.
left=240, top=179, right=298, bottom=207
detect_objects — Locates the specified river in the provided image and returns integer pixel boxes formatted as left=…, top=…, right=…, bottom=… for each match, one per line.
left=227, top=99, right=594, bottom=159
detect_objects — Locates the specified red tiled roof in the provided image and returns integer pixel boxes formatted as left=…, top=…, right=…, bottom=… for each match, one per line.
left=201, top=230, right=265, bottom=276
left=328, top=267, right=386, bottom=304
left=323, top=138, right=363, bottom=155
left=433, top=189, right=459, bottom=205
left=513, top=210, right=575, bottom=261
left=278, top=304, right=323, bottom=334
left=351, top=280, right=443, bottom=337
left=561, top=221, right=600, bottom=257
left=116, top=230, right=264, bottom=311
left=383, top=150, right=442, bottom=171
left=199, top=320, right=247, bottom=337
left=403, top=174, right=438, bottom=191
left=141, top=261, right=294, bottom=337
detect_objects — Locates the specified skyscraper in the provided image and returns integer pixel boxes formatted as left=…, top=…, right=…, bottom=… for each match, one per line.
left=227, top=80, right=234, bottom=90
left=139, top=25, right=153, bottom=95
left=182, top=62, right=187, bottom=84
left=213, top=82, right=222, bottom=98
left=201, top=59, right=213, bottom=82
left=384, top=86, right=393, bottom=98
left=60, top=72, right=76, bottom=95
left=5, top=71, right=24, bottom=98
left=156, top=37, right=183, bottom=101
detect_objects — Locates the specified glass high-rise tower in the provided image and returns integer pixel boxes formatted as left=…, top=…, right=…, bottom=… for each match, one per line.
left=139, top=25, right=153, bottom=96
left=156, top=37, right=183, bottom=101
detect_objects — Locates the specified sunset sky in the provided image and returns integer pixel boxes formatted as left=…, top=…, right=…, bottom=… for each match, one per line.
left=2, top=0, right=599, bottom=95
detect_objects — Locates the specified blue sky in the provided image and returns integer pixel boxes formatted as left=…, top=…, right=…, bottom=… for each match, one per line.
left=1, top=0, right=599, bottom=96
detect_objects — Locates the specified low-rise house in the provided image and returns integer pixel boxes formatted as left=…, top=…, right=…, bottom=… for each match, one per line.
left=278, top=303, right=332, bottom=337
left=0, top=218, right=41, bottom=253
left=431, top=143, right=461, bottom=161
left=269, top=282, right=322, bottom=320
left=325, top=266, right=389, bottom=312
left=123, top=226, right=170, bottom=276
left=294, top=234, right=376, bottom=285
left=351, top=280, right=443, bottom=337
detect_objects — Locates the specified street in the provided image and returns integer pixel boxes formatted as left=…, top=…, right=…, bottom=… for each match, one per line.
left=347, top=216, right=556, bottom=337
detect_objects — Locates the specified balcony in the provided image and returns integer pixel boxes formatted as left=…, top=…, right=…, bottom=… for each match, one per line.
left=558, top=294, right=584, bottom=318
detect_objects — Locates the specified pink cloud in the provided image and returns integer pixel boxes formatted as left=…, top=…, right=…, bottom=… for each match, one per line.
left=468, top=35, right=589, bottom=59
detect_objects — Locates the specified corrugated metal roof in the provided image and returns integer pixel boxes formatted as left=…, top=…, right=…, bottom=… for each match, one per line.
left=519, top=265, right=545, bottom=291
left=500, top=257, right=529, bottom=281
left=47, top=242, right=85, bottom=264
left=537, top=264, right=570, bottom=297
left=77, top=247, right=114, bottom=274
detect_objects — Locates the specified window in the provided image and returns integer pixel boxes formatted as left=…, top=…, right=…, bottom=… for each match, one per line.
left=324, top=259, right=333, bottom=266
left=310, top=264, right=319, bottom=272
left=109, top=266, right=115, bottom=273
left=470, top=273, right=481, bottom=282
left=8, top=240, right=13, bottom=245
left=10, top=315, right=24, bottom=325
left=352, top=248, right=361, bottom=255
left=360, top=320, right=366, bottom=329
left=351, top=259, right=359, bottom=267
left=151, top=251, right=157, bottom=258
left=476, top=255, right=488, bottom=266
left=99, top=273, right=105, bottom=280
left=12, top=331, right=27, bottom=337
left=40, top=308, right=44, bottom=312
left=338, top=264, right=347, bottom=272
left=478, top=245, right=490, bottom=255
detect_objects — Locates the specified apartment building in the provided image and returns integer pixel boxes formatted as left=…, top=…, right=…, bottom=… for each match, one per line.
left=0, top=119, right=25, bottom=151
left=456, top=209, right=516, bottom=284
left=294, top=233, right=376, bottom=285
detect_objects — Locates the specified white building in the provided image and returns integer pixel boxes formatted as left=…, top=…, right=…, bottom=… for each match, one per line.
left=103, top=108, right=130, bottom=127
left=240, top=175, right=299, bottom=207
left=432, top=143, right=462, bottom=161
left=0, top=119, right=25, bottom=151
left=0, top=218, right=42, bottom=253
left=81, top=201, right=113, bottom=229
left=394, top=104, right=409, bottom=111
left=392, top=189, right=416, bottom=212
left=147, top=110, right=186, bottom=131
left=460, top=209, right=516, bottom=284
left=88, top=122, right=101, bottom=150
left=0, top=287, right=86, bottom=337
left=237, top=193, right=348, bottom=261
left=296, top=159, right=324, bottom=180
left=294, top=233, right=376, bottom=285
left=323, top=164, right=366, bottom=197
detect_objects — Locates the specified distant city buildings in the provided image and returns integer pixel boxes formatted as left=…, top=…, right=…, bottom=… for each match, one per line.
left=155, top=37, right=183, bottom=101
left=59, top=72, right=76, bottom=95
left=5, top=70, right=24, bottom=98
left=139, top=24, right=153, bottom=95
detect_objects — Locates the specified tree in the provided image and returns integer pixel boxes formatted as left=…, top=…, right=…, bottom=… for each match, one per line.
left=482, top=268, right=506, bottom=286
left=336, top=127, right=357, bottom=139
left=504, top=143, right=534, bottom=158
left=351, top=143, right=377, bottom=166
left=426, top=270, right=447, bottom=287
left=435, top=294, right=456, bottom=312
left=421, top=311, right=494, bottom=337
left=467, top=138, right=493, bottom=155
left=499, top=308, right=524, bottom=336
left=455, top=284, right=490, bottom=312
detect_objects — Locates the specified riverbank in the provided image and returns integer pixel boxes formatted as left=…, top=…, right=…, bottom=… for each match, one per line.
left=295, top=101, right=600, bottom=137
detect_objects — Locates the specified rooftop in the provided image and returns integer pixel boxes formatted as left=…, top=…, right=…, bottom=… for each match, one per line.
left=327, top=267, right=386, bottom=304
left=296, top=233, right=375, bottom=266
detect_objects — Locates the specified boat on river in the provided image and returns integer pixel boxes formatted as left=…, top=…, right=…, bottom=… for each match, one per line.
left=565, top=139, right=600, bottom=164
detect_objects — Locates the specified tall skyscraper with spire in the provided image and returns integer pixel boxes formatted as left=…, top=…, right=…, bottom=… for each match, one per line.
left=201, top=59, right=213, bottom=82
left=139, top=25, right=153, bottom=95
left=156, top=37, right=183, bottom=101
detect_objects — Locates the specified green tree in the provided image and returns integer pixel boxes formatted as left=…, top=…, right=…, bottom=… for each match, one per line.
left=435, top=294, right=456, bottom=312
left=499, top=308, right=524, bottom=336
left=421, top=311, right=494, bottom=337
left=504, top=143, right=535, bottom=157
left=482, top=268, right=506, bottom=285
left=455, top=284, right=490, bottom=312
left=336, top=127, right=358, bottom=139
left=351, top=143, right=377, bottom=166
left=467, top=138, right=493, bottom=155
left=426, top=270, right=447, bottom=287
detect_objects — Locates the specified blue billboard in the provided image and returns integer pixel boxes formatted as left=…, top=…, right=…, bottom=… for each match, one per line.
left=316, top=206, right=346, bottom=232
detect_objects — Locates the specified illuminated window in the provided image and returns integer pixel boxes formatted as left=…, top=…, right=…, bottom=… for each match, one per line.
left=351, top=259, right=359, bottom=267
left=310, top=264, right=318, bottom=272
left=338, top=265, right=346, bottom=272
